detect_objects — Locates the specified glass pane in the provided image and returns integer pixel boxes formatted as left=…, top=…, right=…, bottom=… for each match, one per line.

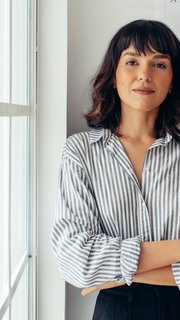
left=0, top=118, right=9, bottom=307
left=2, top=308, right=9, bottom=320
left=0, top=0, right=10, bottom=102
left=11, top=117, right=28, bottom=273
left=12, top=0, right=28, bottom=105
left=11, top=267, right=28, bottom=320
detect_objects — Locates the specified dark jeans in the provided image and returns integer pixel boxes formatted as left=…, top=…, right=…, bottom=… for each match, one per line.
left=92, top=283, right=180, bottom=320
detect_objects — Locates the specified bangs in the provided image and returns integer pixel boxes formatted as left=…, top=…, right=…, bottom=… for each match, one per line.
left=115, top=20, right=179, bottom=60
left=123, top=30, right=170, bottom=55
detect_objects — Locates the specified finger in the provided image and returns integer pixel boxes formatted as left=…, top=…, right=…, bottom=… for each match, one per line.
left=81, top=286, right=97, bottom=296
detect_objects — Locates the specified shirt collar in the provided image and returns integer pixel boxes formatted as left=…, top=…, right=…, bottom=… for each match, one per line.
left=152, top=132, right=172, bottom=147
left=164, top=132, right=173, bottom=145
left=89, top=128, right=112, bottom=145
left=89, top=128, right=173, bottom=146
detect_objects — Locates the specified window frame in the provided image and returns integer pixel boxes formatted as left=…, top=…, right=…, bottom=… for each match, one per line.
left=0, top=0, right=37, bottom=319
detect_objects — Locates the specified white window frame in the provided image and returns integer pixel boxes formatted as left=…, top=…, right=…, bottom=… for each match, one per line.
left=0, top=0, right=37, bottom=319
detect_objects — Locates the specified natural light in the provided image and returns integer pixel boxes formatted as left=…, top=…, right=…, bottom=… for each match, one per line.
left=0, top=0, right=36, bottom=319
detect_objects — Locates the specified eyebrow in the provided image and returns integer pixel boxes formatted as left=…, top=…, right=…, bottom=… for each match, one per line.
left=122, top=52, right=171, bottom=60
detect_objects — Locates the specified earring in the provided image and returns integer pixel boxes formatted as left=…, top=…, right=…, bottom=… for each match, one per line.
left=169, top=86, right=172, bottom=94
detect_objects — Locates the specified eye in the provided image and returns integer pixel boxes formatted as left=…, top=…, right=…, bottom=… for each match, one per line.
left=125, top=60, right=138, bottom=66
left=154, top=63, right=166, bottom=69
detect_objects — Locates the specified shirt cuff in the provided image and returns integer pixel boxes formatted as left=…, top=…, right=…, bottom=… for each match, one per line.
left=172, top=263, right=180, bottom=289
left=119, top=236, right=141, bottom=286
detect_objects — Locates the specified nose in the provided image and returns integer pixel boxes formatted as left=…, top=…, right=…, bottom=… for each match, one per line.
left=138, top=67, right=152, bottom=82
left=138, top=75, right=152, bottom=82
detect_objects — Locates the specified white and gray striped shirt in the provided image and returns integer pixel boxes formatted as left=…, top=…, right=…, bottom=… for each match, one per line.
left=51, top=128, right=180, bottom=288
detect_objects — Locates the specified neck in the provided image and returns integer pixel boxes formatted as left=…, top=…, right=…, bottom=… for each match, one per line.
left=116, top=106, right=159, bottom=142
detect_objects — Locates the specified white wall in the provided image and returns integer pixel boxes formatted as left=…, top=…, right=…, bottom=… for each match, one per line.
left=67, top=1, right=180, bottom=320
left=38, top=0, right=67, bottom=319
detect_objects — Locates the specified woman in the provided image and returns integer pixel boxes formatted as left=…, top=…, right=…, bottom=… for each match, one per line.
left=51, top=20, right=180, bottom=319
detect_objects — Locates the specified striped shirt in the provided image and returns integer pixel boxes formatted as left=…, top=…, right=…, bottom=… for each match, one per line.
left=51, top=128, right=180, bottom=288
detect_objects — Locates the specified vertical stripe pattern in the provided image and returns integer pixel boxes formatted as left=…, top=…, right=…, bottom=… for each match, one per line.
left=51, top=128, right=180, bottom=288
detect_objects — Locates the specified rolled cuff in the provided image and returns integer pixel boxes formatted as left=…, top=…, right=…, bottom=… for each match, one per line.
left=172, top=263, right=180, bottom=289
left=119, top=236, right=141, bottom=286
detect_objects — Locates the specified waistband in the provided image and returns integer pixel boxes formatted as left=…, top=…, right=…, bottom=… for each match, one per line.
left=100, top=283, right=179, bottom=300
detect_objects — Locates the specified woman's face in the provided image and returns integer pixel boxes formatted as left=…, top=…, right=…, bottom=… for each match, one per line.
left=115, top=45, right=173, bottom=113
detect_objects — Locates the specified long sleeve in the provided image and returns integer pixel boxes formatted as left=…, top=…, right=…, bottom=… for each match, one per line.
left=172, top=263, right=180, bottom=289
left=51, top=138, right=141, bottom=288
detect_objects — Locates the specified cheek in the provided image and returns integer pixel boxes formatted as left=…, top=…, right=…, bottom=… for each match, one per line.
left=117, top=81, right=131, bottom=97
left=157, top=75, right=172, bottom=97
left=116, top=81, right=126, bottom=98
left=160, top=83, right=171, bottom=97
left=115, top=69, right=129, bottom=87
left=116, top=86, right=131, bottom=102
left=116, top=75, right=129, bottom=92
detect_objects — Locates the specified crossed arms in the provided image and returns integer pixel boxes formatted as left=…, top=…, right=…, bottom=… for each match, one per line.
left=81, top=239, right=180, bottom=296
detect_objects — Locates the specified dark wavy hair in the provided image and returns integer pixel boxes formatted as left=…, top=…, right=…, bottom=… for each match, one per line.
left=83, top=19, right=180, bottom=141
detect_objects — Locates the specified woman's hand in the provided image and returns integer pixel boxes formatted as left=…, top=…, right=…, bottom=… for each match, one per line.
left=81, top=280, right=125, bottom=296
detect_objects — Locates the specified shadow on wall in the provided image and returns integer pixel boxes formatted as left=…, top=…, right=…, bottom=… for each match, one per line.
left=66, top=285, right=97, bottom=320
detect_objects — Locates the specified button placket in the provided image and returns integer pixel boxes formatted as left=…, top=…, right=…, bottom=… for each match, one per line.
left=137, top=193, right=152, bottom=242
left=141, top=147, right=151, bottom=194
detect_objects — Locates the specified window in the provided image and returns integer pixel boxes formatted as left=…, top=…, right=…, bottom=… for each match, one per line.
left=0, top=0, right=37, bottom=319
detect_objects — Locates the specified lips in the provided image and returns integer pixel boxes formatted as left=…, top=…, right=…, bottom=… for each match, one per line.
left=132, top=87, right=155, bottom=95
